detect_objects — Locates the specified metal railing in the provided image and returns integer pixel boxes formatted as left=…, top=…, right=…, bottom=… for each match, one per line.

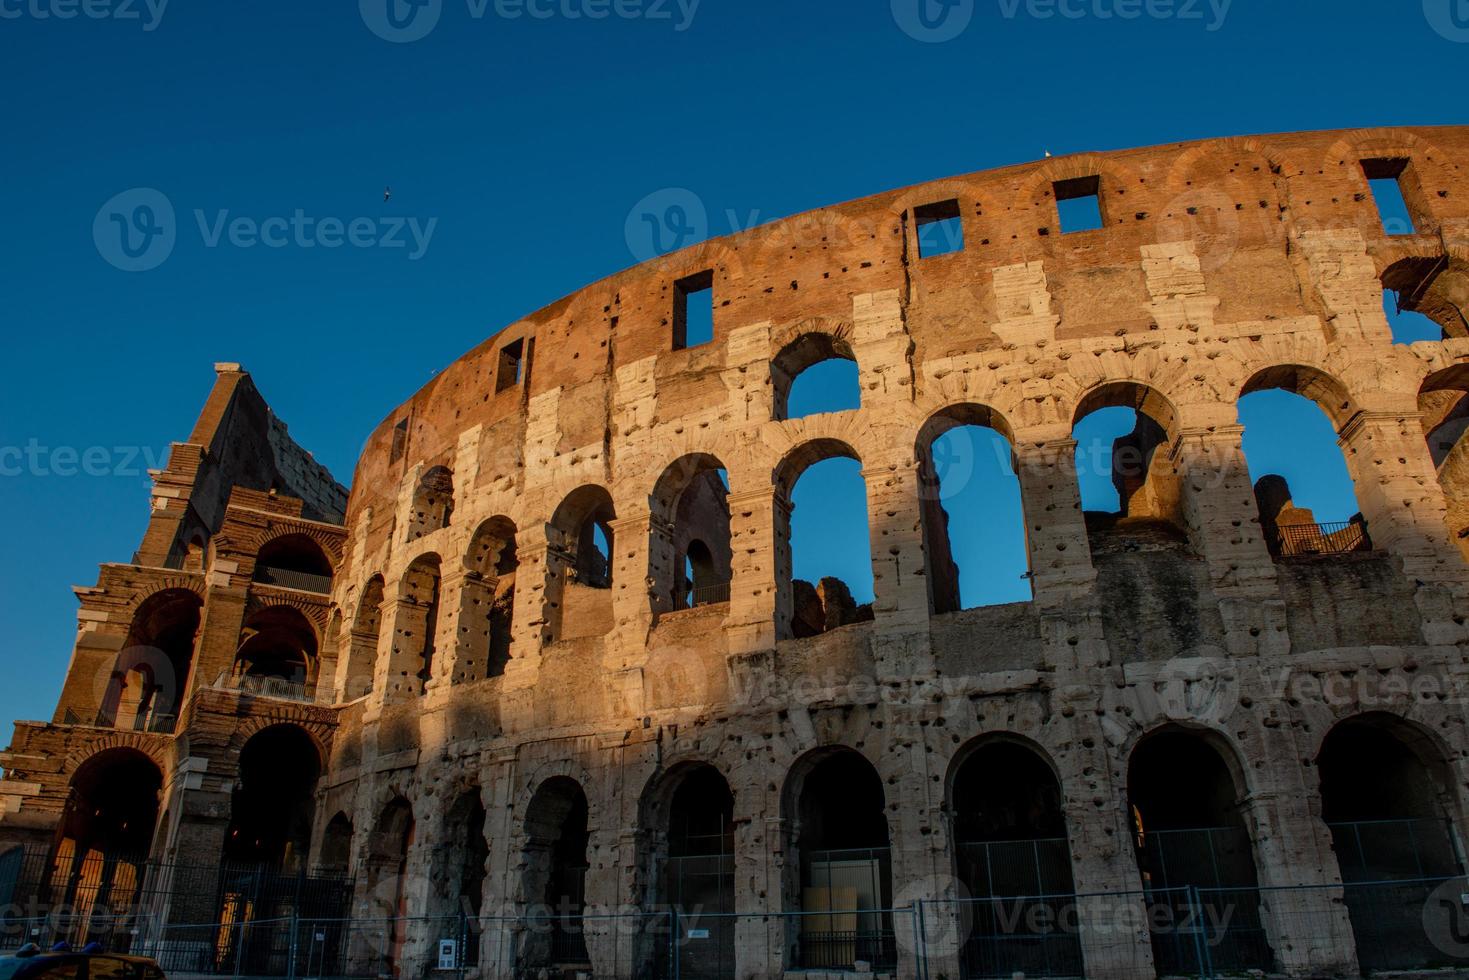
left=252, top=566, right=333, bottom=594
left=210, top=672, right=312, bottom=703
left=688, top=582, right=731, bottom=607
left=1272, top=520, right=1371, bottom=557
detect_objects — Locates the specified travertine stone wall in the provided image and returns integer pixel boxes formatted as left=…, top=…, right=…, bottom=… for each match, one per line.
left=8, top=127, right=1469, bottom=980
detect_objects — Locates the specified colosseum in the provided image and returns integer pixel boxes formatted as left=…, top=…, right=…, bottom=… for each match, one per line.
left=3, top=125, right=1469, bottom=980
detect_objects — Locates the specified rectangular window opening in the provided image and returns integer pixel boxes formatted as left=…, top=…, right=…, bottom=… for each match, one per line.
left=496, top=338, right=525, bottom=393
left=674, top=270, right=715, bottom=350
left=914, top=199, right=965, bottom=258
left=1054, top=175, right=1104, bottom=234
left=389, top=418, right=409, bottom=463
left=1361, top=158, right=1418, bottom=236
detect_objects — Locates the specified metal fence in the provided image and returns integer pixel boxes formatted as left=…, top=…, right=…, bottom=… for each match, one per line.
left=2, top=880, right=1469, bottom=978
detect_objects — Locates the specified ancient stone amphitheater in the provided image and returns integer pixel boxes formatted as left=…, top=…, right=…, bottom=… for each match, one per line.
left=4, top=125, right=1469, bottom=980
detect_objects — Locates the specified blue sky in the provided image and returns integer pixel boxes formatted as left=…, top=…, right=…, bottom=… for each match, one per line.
left=0, top=0, right=1463, bottom=737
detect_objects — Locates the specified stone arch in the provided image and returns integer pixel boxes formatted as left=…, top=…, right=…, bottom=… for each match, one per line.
left=915, top=403, right=1030, bottom=612
left=545, top=486, right=617, bottom=643
left=342, top=573, right=385, bottom=701
left=771, top=320, right=860, bottom=421
left=456, top=517, right=518, bottom=683
left=518, top=775, right=593, bottom=973
left=1126, top=723, right=1274, bottom=974
left=99, top=587, right=202, bottom=733
left=223, top=723, right=323, bottom=870
left=1382, top=254, right=1469, bottom=340
left=50, top=747, right=164, bottom=918
left=407, top=465, right=455, bottom=542
left=650, top=453, right=731, bottom=612
left=235, top=603, right=321, bottom=695
left=389, top=553, right=443, bottom=697
left=252, top=531, right=336, bottom=592
left=778, top=745, right=895, bottom=972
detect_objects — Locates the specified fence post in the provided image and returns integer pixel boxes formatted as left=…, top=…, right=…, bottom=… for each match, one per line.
left=232, top=916, right=246, bottom=980
left=669, top=907, right=679, bottom=980
left=1186, top=886, right=1211, bottom=980
left=459, top=911, right=468, bottom=980
left=286, top=913, right=299, bottom=980
left=914, top=901, right=928, bottom=980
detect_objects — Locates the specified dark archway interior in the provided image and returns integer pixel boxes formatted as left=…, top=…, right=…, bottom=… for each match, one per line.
left=1128, top=731, right=1271, bottom=973
left=1319, top=720, right=1461, bottom=879
left=320, top=812, right=353, bottom=874
left=952, top=741, right=1066, bottom=842
left=223, top=725, right=321, bottom=869
left=669, top=766, right=734, bottom=858
left=253, top=534, right=333, bottom=580
left=521, top=777, right=591, bottom=968
left=796, top=751, right=889, bottom=854
left=235, top=606, right=318, bottom=684
left=59, top=750, right=163, bottom=860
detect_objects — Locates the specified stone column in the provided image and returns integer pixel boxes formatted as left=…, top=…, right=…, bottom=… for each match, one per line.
left=424, top=567, right=468, bottom=693
left=724, top=487, right=784, bottom=656
left=1013, top=438, right=1096, bottom=607
left=607, top=512, right=658, bottom=670
left=502, top=525, right=552, bottom=691
left=1340, top=412, right=1468, bottom=584
left=863, top=461, right=932, bottom=635
left=1175, top=425, right=1289, bottom=657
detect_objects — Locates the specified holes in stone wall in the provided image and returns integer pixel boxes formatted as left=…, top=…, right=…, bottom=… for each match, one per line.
left=673, top=270, right=715, bottom=350
left=915, top=199, right=964, bottom=258
left=1054, top=175, right=1103, bottom=234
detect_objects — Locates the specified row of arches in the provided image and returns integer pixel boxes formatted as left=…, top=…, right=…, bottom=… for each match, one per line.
left=358, top=359, right=1469, bottom=674
left=338, top=713, right=1465, bottom=977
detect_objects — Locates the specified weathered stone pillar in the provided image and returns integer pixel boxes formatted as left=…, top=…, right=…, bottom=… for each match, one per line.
left=1013, top=438, right=1096, bottom=607
left=863, top=460, right=931, bottom=635
left=184, top=582, right=248, bottom=706
left=378, top=593, right=430, bottom=704
left=502, top=525, right=551, bottom=690
left=424, top=566, right=468, bottom=693
left=1341, top=411, right=1468, bottom=585
left=725, top=487, right=784, bottom=656
left=608, top=512, right=658, bottom=670
left=1175, top=425, right=1289, bottom=657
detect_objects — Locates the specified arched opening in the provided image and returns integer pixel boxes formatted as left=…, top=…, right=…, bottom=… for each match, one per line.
left=223, top=725, right=321, bottom=871
left=646, top=765, right=735, bottom=978
left=651, top=454, right=732, bottom=612
left=1383, top=256, right=1469, bottom=342
left=431, top=789, right=488, bottom=968
left=917, top=405, right=1031, bottom=612
left=782, top=749, right=894, bottom=972
left=51, top=749, right=162, bottom=922
left=344, top=575, right=385, bottom=701
left=364, top=798, right=415, bottom=978
left=320, top=812, right=354, bottom=875
left=234, top=605, right=319, bottom=699
left=1071, top=383, right=1188, bottom=554
left=773, top=332, right=861, bottom=421
left=1128, top=729, right=1272, bottom=974
left=1239, top=368, right=1369, bottom=559
left=1420, top=367, right=1469, bottom=560
left=457, top=518, right=518, bottom=683
left=252, top=534, right=334, bottom=594
left=948, top=738, right=1080, bottom=977
left=1318, top=715, right=1465, bottom=972
left=392, top=555, right=442, bottom=697
left=777, top=442, right=875, bottom=639
left=547, top=487, right=616, bottom=642
left=99, top=589, right=201, bottom=733
left=407, top=466, right=455, bottom=542
left=520, top=777, right=591, bottom=972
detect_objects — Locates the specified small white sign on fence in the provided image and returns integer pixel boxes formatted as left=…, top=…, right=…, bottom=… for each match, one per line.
left=437, top=938, right=459, bottom=970
left=686, top=928, right=710, bottom=940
